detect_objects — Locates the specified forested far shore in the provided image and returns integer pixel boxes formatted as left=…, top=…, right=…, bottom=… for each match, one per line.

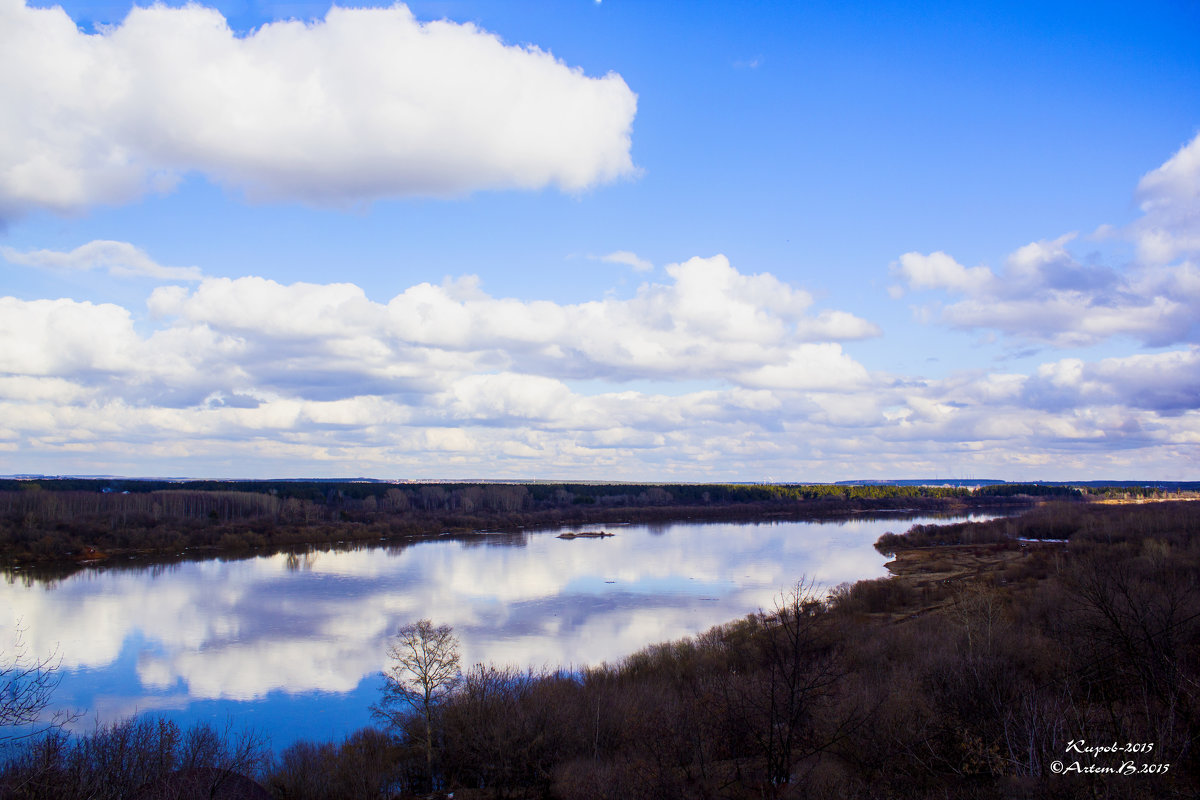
left=0, top=480, right=1102, bottom=566
left=3, top=499, right=1200, bottom=799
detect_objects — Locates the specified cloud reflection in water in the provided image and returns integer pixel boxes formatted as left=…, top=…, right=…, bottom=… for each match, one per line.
left=0, top=515, right=988, bottom=741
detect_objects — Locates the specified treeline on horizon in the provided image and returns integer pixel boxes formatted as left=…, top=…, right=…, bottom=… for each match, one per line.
left=6, top=476, right=1191, bottom=501
left=3, top=500, right=1199, bottom=799
left=0, top=477, right=1091, bottom=503
left=0, top=480, right=1096, bottom=565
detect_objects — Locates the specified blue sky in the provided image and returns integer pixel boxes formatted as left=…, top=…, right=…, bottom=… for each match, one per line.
left=1, top=0, right=1198, bottom=480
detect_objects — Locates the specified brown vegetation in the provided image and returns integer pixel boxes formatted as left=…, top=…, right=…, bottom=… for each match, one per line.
left=0, top=480, right=1037, bottom=569
left=0, top=717, right=269, bottom=799
left=5, top=499, right=1200, bottom=798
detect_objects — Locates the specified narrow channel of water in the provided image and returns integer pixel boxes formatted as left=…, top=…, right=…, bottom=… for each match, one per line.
left=1, top=513, right=994, bottom=750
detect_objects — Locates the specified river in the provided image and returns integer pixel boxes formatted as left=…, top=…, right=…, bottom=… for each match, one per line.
left=1, top=513, right=992, bottom=750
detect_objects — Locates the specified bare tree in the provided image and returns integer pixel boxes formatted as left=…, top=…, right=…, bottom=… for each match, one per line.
left=2, top=716, right=269, bottom=799
left=720, top=579, right=855, bottom=795
left=1, top=622, right=74, bottom=746
left=373, top=619, right=460, bottom=788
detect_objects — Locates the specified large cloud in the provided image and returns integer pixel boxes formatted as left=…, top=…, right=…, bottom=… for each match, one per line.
left=0, top=249, right=1196, bottom=479
left=142, top=255, right=879, bottom=389
left=0, top=0, right=637, bottom=217
left=1134, top=132, right=1200, bottom=264
left=892, top=238, right=1199, bottom=348
left=1022, top=348, right=1200, bottom=414
left=891, top=132, right=1200, bottom=348
left=0, top=254, right=890, bottom=476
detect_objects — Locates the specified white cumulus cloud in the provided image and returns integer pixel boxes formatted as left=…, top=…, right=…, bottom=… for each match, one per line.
left=0, top=0, right=638, bottom=218
left=1134, top=131, right=1200, bottom=264
left=892, top=251, right=993, bottom=294
left=891, top=132, right=1200, bottom=349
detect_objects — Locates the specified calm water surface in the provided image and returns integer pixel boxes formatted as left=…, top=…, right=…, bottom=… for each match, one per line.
left=1, top=514, right=991, bottom=750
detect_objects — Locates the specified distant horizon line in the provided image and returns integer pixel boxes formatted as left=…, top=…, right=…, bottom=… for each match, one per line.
left=2, top=474, right=1196, bottom=489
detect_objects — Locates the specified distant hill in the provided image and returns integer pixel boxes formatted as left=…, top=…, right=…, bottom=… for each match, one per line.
left=834, top=479, right=1006, bottom=487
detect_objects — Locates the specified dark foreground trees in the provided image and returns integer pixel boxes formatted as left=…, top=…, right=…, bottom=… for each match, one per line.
left=267, top=728, right=402, bottom=800
left=0, top=717, right=269, bottom=799
left=0, top=625, right=73, bottom=748
left=731, top=581, right=859, bottom=794
left=362, top=587, right=862, bottom=799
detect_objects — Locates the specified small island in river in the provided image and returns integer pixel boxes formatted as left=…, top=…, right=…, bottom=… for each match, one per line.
left=556, top=530, right=613, bottom=539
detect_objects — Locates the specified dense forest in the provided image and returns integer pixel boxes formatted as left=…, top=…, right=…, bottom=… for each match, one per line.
left=3, top=498, right=1199, bottom=798
left=0, top=479, right=1095, bottom=566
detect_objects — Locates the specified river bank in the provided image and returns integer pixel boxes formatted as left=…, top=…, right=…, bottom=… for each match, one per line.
left=0, top=479, right=1048, bottom=570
